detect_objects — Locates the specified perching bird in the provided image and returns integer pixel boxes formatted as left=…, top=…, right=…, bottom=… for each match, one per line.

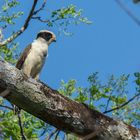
left=16, top=30, right=56, bottom=80
left=0, top=30, right=56, bottom=97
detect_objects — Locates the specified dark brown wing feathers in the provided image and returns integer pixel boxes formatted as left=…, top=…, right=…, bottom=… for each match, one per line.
left=16, top=44, right=32, bottom=69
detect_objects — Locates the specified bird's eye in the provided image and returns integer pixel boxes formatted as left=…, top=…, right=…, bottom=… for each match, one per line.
left=45, top=33, right=52, bottom=40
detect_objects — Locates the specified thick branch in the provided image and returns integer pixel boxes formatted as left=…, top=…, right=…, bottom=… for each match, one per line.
left=0, top=0, right=38, bottom=47
left=0, top=60, right=140, bottom=139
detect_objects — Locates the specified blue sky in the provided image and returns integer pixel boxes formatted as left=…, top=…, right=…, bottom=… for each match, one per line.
left=1, top=0, right=140, bottom=89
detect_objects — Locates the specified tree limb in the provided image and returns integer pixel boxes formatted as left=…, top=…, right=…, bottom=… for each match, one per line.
left=103, top=92, right=140, bottom=114
left=0, top=60, right=140, bottom=139
left=0, top=0, right=39, bottom=47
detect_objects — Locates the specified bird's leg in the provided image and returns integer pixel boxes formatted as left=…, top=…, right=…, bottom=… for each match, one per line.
left=34, top=74, right=39, bottom=81
left=22, top=65, right=32, bottom=78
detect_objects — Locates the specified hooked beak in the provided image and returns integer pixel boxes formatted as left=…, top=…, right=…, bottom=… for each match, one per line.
left=53, top=39, right=56, bottom=42
left=52, top=35, right=56, bottom=42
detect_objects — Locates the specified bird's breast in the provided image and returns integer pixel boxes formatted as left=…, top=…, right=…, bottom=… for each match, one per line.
left=23, top=42, right=48, bottom=76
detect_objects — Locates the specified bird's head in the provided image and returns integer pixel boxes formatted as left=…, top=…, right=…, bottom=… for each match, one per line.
left=36, top=30, right=56, bottom=45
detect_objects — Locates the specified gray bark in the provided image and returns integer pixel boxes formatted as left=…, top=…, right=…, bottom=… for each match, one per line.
left=0, top=60, right=140, bottom=140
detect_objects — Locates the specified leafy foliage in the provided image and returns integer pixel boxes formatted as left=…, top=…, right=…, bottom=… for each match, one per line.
left=0, top=0, right=23, bottom=27
left=59, top=73, right=140, bottom=129
left=0, top=99, right=49, bottom=140
left=34, top=4, right=92, bottom=35
left=49, top=4, right=91, bottom=26
left=0, top=0, right=22, bottom=64
left=0, top=42, right=18, bottom=64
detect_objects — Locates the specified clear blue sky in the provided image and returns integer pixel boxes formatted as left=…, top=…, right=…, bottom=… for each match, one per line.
left=2, top=0, right=140, bottom=89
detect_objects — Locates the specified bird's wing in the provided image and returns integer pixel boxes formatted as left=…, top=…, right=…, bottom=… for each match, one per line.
left=16, top=44, right=32, bottom=69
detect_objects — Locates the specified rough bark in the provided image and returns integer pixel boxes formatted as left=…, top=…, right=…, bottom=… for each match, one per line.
left=0, top=60, right=140, bottom=140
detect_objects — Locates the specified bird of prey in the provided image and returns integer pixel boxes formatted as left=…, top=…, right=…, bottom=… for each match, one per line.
left=0, top=30, right=56, bottom=97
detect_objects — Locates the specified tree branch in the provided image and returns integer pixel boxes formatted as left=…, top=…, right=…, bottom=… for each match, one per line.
left=0, top=0, right=39, bottom=47
left=0, top=60, right=140, bottom=139
left=0, top=104, right=13, bottom=111
left=133, top=0, right=140, bottom=4
left=17, top=112, right=27, bottom=140
left=54, top=130, right=60, bottom=140
left=115, top=0, right=140, bottom=26
left=32, top=16, right=49, bottom=23
left=33, top=0, right=47, bottom=15
left=103, top=92, right=140, bottom=114
left=46, top=129, right=58, bottom=140
left=104, top=91, right=113, bottom=112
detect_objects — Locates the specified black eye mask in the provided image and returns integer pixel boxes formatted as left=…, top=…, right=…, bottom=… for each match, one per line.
left=37, top=32, right=52, bottom=41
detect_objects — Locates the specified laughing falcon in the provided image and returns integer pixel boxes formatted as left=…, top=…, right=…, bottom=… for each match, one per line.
left=0, top=30, right=56, bottom=97
left=16, top=30, right=56, bottom=80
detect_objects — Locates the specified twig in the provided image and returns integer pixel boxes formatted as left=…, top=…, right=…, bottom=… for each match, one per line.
left=115, top=0, right=140, bottom=26
left=33, top=0, right=47, bottom=15
left=17, top=112, right=27, bottom=140
left=46, top=129, right=58, bottom=140
left=103, top=92, right=140, bottom=114
left=54, top=130, right=60, bottom=140
left=104, top=92, right=113, bottom=112
left=32, top=16, right=49, bottom=23
left=0, top=104, right=13, bottom=111
left=0, top=0, right=39, bottom=47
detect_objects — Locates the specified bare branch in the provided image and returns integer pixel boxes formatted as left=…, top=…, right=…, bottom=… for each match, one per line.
left=32, top=16, right=49, bottom=23
left=17, top=112, right=27, bottom=140
left=46, top=129, right=58, bottom=140
left=0, top=104, right=13, bottom=111
left=54, top=130, right=60, bottom=140
left=103, top=92, right=140, bottom=114
left=33, top=0, right=47, bottom=15
left=115, top=0, right=140, bottom=26
left=104, top=92, right=113, bottom=112
left=0, top=0, right=39, bottom=47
